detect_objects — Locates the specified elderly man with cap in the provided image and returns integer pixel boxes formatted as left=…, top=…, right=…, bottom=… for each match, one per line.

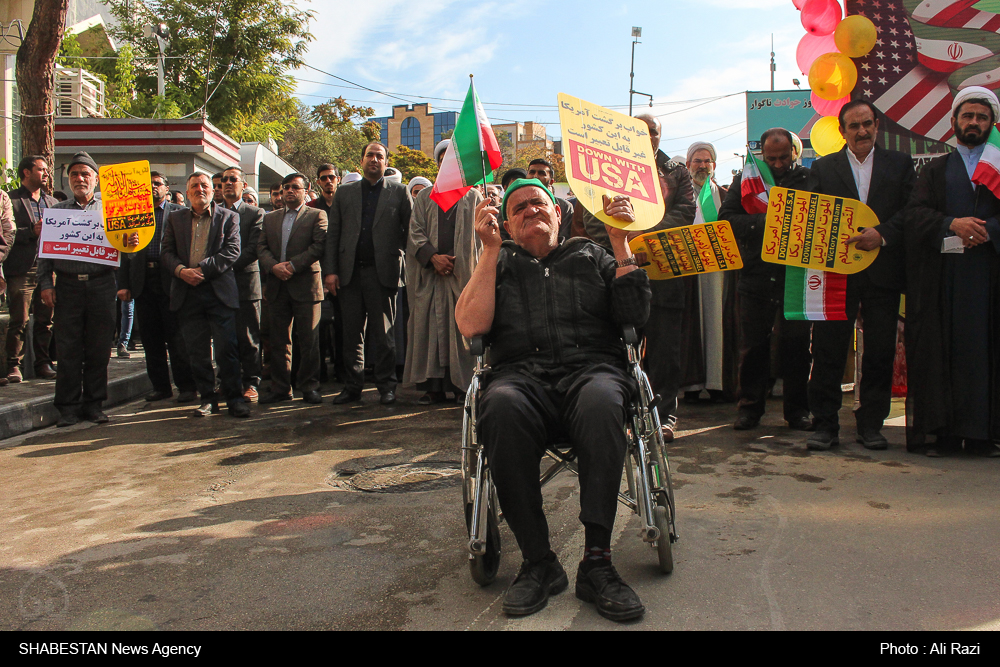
left=905, top=86, right=1000, bottom=458
left=681, top=141, right=739, bottom=405
left=403, top=140, right=483, bottom=404
left=804, top=101, right=915, bottom=452
left=456, top=178, right=651, bottom=622
left=36, top=152, right=117, bottom=426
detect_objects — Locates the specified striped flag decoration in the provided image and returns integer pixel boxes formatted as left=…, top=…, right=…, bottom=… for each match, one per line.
left=784, top=266, right=847, bottom=321
left=911, top=0, right=1000, bottom=34
left=695, top=179, right=720, bottom=224
left=740, top=151, right=773, bottom=215
left=971, top=125, right=1000, bottom=198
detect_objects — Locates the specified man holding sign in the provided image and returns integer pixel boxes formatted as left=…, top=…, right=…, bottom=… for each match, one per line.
left=37, top=152, right=117, bottom=427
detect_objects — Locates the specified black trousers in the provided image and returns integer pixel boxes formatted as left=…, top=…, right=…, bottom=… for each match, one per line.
left=809, top=275, right=899, bottom=433
left=736, top=292, right=811, bottom=422
left=53, top=272, right=117, bottom=414
left=479, top=365, right=633, bottom=562
left=4, top=273, right=54, bottom=371
left=339, top=265, right=397, bottom=394
left=135, top=271, right=196, bottom=394
left=177, top=285, right=243, bottom=404
left=268, top=285, right=321, bottom=395
left=236, top=299, right=262, bottom=389
left=643, top=306, right=684, bottom=419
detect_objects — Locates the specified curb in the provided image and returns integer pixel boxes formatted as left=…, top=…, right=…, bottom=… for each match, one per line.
left=0, top=370, right=152, bottom=441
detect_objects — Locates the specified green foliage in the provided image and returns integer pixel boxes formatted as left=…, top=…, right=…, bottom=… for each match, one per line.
left=389, top=145, right=438, bottom=183
left=105, top=44, right=138, bottom=118
left=278, top=98, right=379, bottom=177
left=57, top=32, right=85, bottom=67
left=102, top=0, right=313, bottom=136
left=0, top=159, right=21, bottom=191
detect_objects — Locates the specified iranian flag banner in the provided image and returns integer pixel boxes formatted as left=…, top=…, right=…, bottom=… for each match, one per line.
left=971, top=124, right=1000, bottom=198
left=740, top=150, right=774, bottom=215
left=784, top=266, right=847, bottom=321
left=694, top=179, right=719, bottom=224
left=430, top=79, right=503, bottom=211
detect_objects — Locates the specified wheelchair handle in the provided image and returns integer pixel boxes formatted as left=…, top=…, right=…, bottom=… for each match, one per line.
left=470, top=336, right=486, bottom=357
left=622, top=326, right=638, bottom=346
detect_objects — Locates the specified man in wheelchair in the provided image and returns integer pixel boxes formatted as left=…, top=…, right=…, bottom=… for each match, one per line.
left=455, top=179, right=652, bottom=621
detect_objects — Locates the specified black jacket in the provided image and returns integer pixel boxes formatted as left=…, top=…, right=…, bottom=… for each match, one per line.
left=488, top=237, right=651, bottom=372
left=806, top=145, right=915, bottom=292
left=719, top=163, right=810, bottom=299
left=119, top=201, right=184, bottom=298
left=4, top=186, right=57, bottom=277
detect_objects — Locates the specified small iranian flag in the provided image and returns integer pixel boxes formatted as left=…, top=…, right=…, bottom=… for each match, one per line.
left=784, top=266, right=847, bottom=321
left=694, top=179, right=719, bottom=224
left=740, top=151, right=774, bottom=215
left=430, top=78, right=503, bottom=211
left=971, top=124, right=1000, bottom=198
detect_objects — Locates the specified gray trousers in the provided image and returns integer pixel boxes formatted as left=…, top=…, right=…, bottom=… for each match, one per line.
left=339, top=265, right=397, bottom=394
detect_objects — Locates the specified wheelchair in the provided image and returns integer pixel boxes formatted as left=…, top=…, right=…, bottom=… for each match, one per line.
left=461, top=326, right=678, bottom=586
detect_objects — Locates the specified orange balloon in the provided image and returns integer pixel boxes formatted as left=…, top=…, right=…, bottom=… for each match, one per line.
left=808, top=52, right=858, bottom=101
left=810, top=115, right=846, bottom=156
left=834, top=15, right=877, bottom=58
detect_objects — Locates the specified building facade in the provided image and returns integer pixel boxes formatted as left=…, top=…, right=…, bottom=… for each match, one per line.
left=370, top=103, right=457, bottom=160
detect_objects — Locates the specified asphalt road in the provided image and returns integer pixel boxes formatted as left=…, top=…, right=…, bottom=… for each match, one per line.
left=2, top=387, right=999, bottom=631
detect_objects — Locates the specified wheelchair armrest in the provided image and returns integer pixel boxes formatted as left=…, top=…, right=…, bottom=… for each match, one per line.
left=622, top=326, right=638, bottom=346
left=470, top=336, right=486, bottom=357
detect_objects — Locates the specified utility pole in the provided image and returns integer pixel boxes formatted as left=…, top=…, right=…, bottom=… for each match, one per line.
left=629, top=27, right=652, bottom=115
left=770, top=34, right=776, bottom=92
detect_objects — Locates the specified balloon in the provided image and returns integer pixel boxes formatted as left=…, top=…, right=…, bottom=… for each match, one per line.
left=834, top=15, right=877, bottom=58
left=801, top=0, right=842, bottom=36
left=796, top=32, right=838, bottom=76
left=811, top=91, right=850, bottom=116
left=808, top=51, right=857, bottom=100
left=792, top=0, right=809, bottom=8
left=810, top=115, right=846, bottom=156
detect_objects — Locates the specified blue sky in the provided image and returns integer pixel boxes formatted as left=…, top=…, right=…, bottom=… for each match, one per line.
left=295, top=0, right=810, bottom=176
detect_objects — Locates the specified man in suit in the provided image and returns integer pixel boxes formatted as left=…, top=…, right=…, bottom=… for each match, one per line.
left=220, top=165, right=265, bottom=401
left=160, top=172, right=250, bottom=418
left=806, top=101, right=916, bottom=451
left=118, top=171, right=197, bottom=403
left=4, top=156, right=57, bottom=384
left=323, top=141, right=412, bottom=405
left=258, top=173, right=328, bottom=404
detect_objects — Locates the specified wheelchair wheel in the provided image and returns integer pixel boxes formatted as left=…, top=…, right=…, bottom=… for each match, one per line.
left=653, top=498, right=674, bottom=574
left=466, top=500, right=502, bottom=586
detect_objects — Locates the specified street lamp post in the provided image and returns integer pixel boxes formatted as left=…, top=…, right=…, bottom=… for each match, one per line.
left=142, top=23, right=170, bottom=98
left=629, top=27, right=652, bottom=115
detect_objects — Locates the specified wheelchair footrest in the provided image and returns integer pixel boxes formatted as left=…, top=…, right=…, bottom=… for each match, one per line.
left=640, top=524, right=661, bottom=543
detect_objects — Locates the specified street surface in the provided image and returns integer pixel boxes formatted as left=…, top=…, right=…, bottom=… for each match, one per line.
left=2, top=387, right=999, bottom=631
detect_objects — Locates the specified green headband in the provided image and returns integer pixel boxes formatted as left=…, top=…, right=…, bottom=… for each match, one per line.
left=499, top=178, right=557, bottom=219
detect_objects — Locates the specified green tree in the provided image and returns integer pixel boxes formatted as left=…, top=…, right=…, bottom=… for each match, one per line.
left=100, top=0, right=313, bottom=138
left=277, top=98, right=381, bottom=177
left=389, top=145, right=438, bottom=183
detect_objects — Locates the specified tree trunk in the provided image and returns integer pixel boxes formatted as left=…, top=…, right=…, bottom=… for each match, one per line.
left=16, top=0, right=70, bottom=168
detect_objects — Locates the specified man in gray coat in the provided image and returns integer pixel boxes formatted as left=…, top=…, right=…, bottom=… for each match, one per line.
left=323, top=142, right=412, bottom=405
left=220, top=165, right=265, bottom=401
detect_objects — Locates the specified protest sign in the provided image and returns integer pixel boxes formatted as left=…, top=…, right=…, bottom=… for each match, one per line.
left=99, top=160, right=155, bottom=253
left=762, top=187, right=879, bottom=274
left=558, top=93, right=662, bottom=231
left=629, top=221, right=743, bottom=280
left=38, top=209, right=120, bottom=267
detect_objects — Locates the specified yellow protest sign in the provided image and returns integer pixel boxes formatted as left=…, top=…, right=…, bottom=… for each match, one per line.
left=762, top=187, right=879, bottom=275
left=99, top=160, right=155, bottom=254
left=558, top=93, right=662, bottom=231
left=629, top=221, right=743, bottom=280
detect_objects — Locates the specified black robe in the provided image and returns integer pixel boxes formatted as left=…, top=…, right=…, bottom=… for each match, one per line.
left=905, top=152, right=1000, bottom=445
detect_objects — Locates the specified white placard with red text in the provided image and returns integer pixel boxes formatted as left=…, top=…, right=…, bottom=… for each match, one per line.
left=38, top=209, right=120, bottom=267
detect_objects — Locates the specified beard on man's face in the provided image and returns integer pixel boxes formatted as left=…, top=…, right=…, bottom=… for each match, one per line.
left=955, top=120, right=991, bottom=147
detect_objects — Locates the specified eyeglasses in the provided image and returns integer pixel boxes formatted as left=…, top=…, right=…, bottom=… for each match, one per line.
left=220, top=176, right=241, bottom=183
left=282, top=184, right=304, bottom=190
left=318, top=174, right=337, bottom=182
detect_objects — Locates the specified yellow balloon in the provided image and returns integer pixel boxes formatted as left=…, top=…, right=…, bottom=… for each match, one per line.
left=834, top=15, right=877, bottom=58
left=810, top=115, right=846, bottom=156
left=809, top=51, right=858, bottom=101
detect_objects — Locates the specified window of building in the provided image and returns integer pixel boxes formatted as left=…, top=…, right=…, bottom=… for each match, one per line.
left=377, top=118, right=388, bottom=143
left=401, top=117, right=420, bottom=151
left=434, top=112, right=457, bottom=143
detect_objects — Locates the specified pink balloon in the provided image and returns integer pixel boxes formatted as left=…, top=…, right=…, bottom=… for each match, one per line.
left=792, top=0, right=809, bottom=8
left=801, top=0, right=842, bottom=36
left=811, top=91, right=850, bottom=116
left=796, top=32, right=838, bottom=76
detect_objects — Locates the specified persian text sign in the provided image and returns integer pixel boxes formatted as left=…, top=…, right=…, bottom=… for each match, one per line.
left=629, top=221, right=743, bottom=280
left=558, top=93, right=662, bottom=231
left=99, top=160, right=154, bottom=253
left=38, top=209, right=120, bottom=267
left=762, top=187, right=879, bottom=274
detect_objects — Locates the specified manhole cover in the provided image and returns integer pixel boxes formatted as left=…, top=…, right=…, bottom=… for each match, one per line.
left=337, top=463, right=462, bottom=493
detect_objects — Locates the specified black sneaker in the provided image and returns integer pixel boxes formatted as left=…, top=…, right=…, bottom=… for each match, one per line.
left=502, top=557, right=568, bottom=616
left=856, top=428, right=888, bottom=450
left=807, top=430, right=839, bottom=451
left=733, top=413, right=759, bottom=430
left=575, top=561, right=645, bottom=622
